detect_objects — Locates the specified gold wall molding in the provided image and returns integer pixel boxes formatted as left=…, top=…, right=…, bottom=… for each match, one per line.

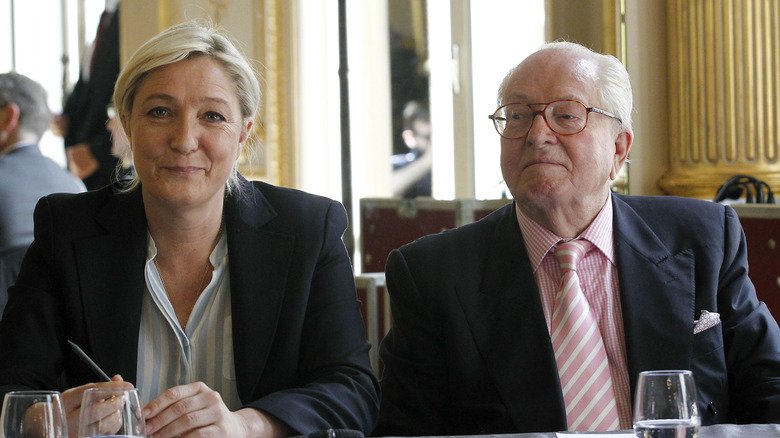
left=248, top=0, right=295, bottom=187
left=661, top=0, right=780, bottom=199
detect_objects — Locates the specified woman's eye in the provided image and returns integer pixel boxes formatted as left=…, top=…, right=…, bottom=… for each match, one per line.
left=204, top=111, right=227, bottom=122
left=148, top=107, right=169, bottom=118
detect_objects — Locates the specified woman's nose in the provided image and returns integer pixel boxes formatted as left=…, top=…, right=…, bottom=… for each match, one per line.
left=170, top=119, right=198, bottom=153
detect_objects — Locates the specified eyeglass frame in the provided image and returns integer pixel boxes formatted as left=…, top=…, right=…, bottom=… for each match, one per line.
left=488, top=99, right=622, bottom=139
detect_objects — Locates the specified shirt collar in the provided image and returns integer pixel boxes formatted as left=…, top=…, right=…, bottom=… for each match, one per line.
left=516, top=192, right=615, bottom=271
left=0, top=141, right=35, bottom=158
left=146, top=227, right=228, bottom=267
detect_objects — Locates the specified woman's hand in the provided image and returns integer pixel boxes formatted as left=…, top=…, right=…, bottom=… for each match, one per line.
left=61, top=375, right=134, bottom=437
left=143, top=382, right=292, bottom=438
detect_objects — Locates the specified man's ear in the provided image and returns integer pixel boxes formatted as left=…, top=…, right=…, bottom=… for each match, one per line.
left=0, top=102, right=21, bottom=134
left=611, top=127, right=633, bottom=180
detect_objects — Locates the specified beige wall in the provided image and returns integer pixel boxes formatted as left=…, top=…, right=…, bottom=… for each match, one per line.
left=547, top=0, right=618, bottom=55
left=120, top=0, right=260, bottom=69
left=119, top=0, right=158, bottom=66
left=625, top=0, right=669, bottom=196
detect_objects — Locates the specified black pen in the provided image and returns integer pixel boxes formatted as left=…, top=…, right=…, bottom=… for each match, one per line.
left=67, top=340, right=112, bottom=382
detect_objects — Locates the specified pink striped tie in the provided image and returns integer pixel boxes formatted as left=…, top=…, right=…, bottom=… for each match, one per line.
left=551, top=240, right=620, bottom=431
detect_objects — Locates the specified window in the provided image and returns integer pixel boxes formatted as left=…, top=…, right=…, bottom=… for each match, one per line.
left=469, top=1, right=545, bottom=199
left=2, top=0, right=107, bottom=167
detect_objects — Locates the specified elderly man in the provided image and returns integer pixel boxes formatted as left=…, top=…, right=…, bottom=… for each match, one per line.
left=0, top=72, right=84, bottom=314
left=0, top=72, right=84, bottom=251
left=374, top=41, right=780, bottom=435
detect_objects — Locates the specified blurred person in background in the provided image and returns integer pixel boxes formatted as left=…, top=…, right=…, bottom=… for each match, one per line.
left=0, top=71, right=84, bottom=315
left=55, top=0, right=121, bottom=190
left=391, top=100, right=432, bottom=198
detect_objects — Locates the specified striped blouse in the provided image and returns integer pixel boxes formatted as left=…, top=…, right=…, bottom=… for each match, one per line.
left=137, top=231, right=241, bottom=410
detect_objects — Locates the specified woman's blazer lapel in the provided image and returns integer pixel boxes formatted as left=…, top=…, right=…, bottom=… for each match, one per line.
left=224, top=184, right=296, bottom=403
left=78, top=188, right=148, bottom=383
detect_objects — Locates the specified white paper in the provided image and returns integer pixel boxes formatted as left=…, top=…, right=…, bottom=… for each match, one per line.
left=556, top=433, right=634, bottom=438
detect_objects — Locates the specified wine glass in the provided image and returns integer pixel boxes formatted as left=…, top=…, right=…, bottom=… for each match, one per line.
left=77, top=388, right=145, bottom=438
left=633, top=370, right=700, bottom=438
left=0, top=391, right=68, bottom=438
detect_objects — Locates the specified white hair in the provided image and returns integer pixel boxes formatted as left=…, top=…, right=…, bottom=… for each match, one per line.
left=497, top=41, right=633, bottom=131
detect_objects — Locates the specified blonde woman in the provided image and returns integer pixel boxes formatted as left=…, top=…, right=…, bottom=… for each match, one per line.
left=0, top=21, right=379, bottom=438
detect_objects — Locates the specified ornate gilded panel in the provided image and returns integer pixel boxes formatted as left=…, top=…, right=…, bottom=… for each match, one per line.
left=661, top=0, right=780, bottom=199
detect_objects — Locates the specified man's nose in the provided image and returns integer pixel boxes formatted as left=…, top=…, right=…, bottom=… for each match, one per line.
left=525, top=112, right=555, bottom=144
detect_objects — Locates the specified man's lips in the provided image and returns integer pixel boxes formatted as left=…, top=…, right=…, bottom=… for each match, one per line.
left=523, top=159, right=563, bottom=170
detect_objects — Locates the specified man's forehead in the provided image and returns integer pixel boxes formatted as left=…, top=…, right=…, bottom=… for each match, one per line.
left=504, top=54, right=599, bottom=103
left=504, top=91, right=584, bottom=103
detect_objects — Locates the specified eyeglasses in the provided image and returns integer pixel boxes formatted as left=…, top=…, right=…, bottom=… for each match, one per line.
left=488, top=100, right=622, bottom=139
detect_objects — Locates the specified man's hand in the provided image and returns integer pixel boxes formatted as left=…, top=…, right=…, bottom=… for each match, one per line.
left=66, top=143, right=99, bottom=180
left=51, top=114, right=68, bottom=137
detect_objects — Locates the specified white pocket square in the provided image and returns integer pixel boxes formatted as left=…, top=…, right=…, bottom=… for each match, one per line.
left=693, top=310, right=721, bottom=334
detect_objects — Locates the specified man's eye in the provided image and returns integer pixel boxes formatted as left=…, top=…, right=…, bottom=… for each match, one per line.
left=509, top=112, right=528, bottom=120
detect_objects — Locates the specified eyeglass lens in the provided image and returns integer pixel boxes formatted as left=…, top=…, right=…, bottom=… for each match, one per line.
left=494, top=101, right=588, bottom=138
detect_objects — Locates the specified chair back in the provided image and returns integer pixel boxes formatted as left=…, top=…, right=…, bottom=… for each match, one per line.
left=0, top=245, right=28, bottom=318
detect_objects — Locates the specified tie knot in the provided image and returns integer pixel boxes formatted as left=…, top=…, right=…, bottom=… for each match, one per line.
left=555, top=239, right=592, bottom=272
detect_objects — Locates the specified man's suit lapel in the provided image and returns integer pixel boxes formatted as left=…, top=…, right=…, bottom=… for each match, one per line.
left=76, top=188, right=147, bottom=382
left=224, top=185, right=295, bottom=403
left=612, top=195, right=696, bottom=397
left=455, top=204, right=567, bottom=431
left=456, top=196, right=699, bottom=430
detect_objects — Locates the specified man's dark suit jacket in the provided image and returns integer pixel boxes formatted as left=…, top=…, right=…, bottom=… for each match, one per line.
left=0, top=179, right=380, bottom=434
left=375, top=194, right=780, bottom=436
left=63, top=8, right=120, bottom=190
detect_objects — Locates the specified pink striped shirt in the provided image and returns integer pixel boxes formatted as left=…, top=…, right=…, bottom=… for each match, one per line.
left=516, top=194, right=632, bottom=429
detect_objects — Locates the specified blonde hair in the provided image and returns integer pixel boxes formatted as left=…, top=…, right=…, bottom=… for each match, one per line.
left=113, top=20, right=261, bottom=194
